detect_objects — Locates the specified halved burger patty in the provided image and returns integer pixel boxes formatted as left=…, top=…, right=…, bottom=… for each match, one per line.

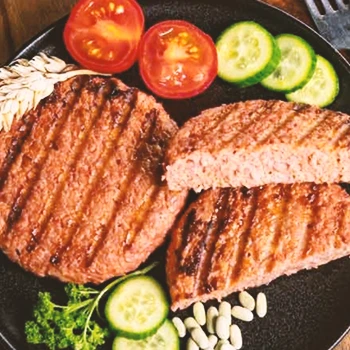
left=0, top=76, right=188, bottom=284
left=167, top=183, right=350, bottom=310
left=165, top=100, right=350, bottom=192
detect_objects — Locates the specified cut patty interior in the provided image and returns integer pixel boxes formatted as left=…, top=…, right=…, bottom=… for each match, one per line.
left=165, top=100, right=350, bottom=192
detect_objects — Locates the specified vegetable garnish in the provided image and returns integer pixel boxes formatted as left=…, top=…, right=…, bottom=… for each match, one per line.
left=105, top=275, right=169, bottom=339
left=64, top=0, right=145, bottom=74
left=25, top=262, right=157, bottom=350
left=215, top=20, right=340, bottom=106
left=286, top=55, right=339, bottom=107
left=216, top=21, right=280, bottom=87
left=139, top=20, right=218, bottom=99
left=261, top=34, right=317, bottom=93
left=113, top=319, right=180, bottom=350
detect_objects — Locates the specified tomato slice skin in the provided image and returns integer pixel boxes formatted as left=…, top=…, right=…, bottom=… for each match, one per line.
left=139, top=20, right=218, bottom=99
left=64, top=0, right=145, bottom=73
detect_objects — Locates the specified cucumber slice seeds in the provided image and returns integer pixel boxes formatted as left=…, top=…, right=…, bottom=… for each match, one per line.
left=261, top=34, right=316, bottom=93
left=216, top=21, right=281, bottom=87
left=105, top=276, right=169, bottom=339
left=286, top=55, right=339, bottom=107
left=112, top=320, right=180, bottom=350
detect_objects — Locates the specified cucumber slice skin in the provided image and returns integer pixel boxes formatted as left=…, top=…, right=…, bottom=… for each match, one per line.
left=286, top=55, right=340, bottom=108
left=216, top=21, right=281, bottom=87
left=105, top=276, right=169, bottom=340
left=261, top=34, right=317, bottom=93
left=112, top=320, right=180, bottom=350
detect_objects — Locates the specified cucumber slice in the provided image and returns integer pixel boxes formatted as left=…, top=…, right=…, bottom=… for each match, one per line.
left=216, top=21, right=281, bottom=87
left=286, top=55, right=339, bottom=107
left=105, top=276, right=169, bottom=339
left=261, top=34, right=316, bottom=93
left=112, top=320, right=180, bottom=350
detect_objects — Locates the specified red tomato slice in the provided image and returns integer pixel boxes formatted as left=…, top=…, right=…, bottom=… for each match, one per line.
left=139, top=20, right=218, bottom=99
left=64, top=0, right=144, bottom=73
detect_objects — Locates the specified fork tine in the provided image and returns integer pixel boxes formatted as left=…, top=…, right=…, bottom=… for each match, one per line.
left=304, top=0, right=322, bottom=18
left=320, top=0, right=336, bottom=13
left=334, top=0, right=348, bottom=10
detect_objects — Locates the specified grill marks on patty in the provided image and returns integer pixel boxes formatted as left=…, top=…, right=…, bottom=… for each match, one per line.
left=56, top=88, right=138, bottom=267
left=85, top=109, right=172, bottom=275
left=26, top=85, right=138, bottom=271
left=5, top=77, right=108, bottom=263
left=84, top=109, right=159, bottom=267
left=0, top=76, right=187, bottom=284
left=0, top=77, right=86, bottom=239
left=0, top=112, right=38, bottom=190
left=197, top=188, right=232, bottom=295
left=27, top=79, right=115, bottom=256
left=167, top=184, right=350, bottom=310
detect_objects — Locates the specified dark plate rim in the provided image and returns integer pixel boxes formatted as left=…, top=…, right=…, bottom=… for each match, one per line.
left=1, top=0, right=349, bottom=349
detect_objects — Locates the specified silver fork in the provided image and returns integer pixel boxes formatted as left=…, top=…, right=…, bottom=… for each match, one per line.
left=304, top=0, right=350, bottom=49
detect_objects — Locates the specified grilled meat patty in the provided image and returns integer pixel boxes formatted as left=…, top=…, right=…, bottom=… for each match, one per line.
left=0, top=76, right=188, bottom=284
left=167, top=183, right=350, bottom=310
left=165, top=100, right=350, bottom=192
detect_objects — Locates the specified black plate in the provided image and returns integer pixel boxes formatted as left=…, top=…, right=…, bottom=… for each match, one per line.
left=1, top=1, right=350, bottom=350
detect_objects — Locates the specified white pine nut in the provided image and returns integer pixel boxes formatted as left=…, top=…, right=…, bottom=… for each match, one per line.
left=214, top=340, right=228, bottom=350
left=238, top=291, right=255, bottom=311
left=231, top=306, right=254, bottom=322
left=256, top=292, right=267, bottom=318
left=230, top=324, right=242, bottom=349
left=208, top=334, right=218, bottom=347
left=172, top=317, right=186, bottom=338
left=187, top=337, right=200, bottom=350
left=194, top=302, right=207, bottom=326
left=185, top=317, right=200, bottom=331
left=220, top=344, right=236, bottom=350
left=215, top=315, right=230, bottom=340
left=191, top=327, right=209, bottom=349
left=207, top=306, right=219, bottom=334
left=219, top=301, right=232, bottom=322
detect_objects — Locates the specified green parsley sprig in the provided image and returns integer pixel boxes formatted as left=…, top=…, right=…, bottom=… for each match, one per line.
left=25, top=263, right=157, bottom=350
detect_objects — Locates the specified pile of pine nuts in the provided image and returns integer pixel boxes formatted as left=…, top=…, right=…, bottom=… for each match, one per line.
left=172, top=291, right=267, bottom=350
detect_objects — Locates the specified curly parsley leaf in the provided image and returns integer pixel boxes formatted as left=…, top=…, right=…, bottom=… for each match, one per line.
left=25, top=290, right=108, bottom=350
